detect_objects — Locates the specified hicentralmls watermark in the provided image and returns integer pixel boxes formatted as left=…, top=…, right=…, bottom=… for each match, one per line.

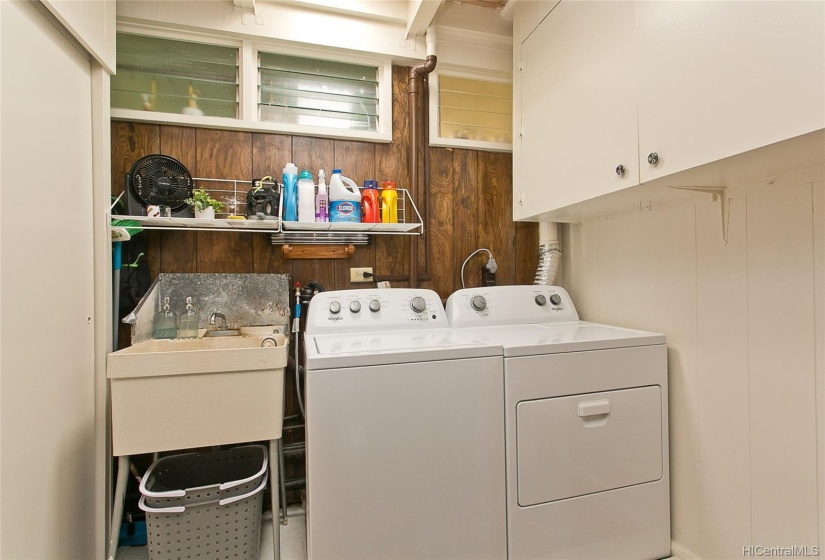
left=743, top=546, right=820, bottom=557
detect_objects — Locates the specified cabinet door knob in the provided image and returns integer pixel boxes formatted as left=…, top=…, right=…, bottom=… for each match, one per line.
left=615, top=164, right=625, bottom=176
left=647, top=152, right=659, bottom=165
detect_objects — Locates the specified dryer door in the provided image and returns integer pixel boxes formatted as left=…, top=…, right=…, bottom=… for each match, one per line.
left=517, top=385, right=662, bottom=506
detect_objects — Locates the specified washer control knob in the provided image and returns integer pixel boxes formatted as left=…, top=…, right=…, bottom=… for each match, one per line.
left=349, top=300, right=362, bottom=313
left=410, top=296, right=427, bottom=313
left=369, top=299, right=381, bottom=313
left=535, top=294, right=547, bottom=306
left=549, top=294, right=562, bottom=305
left=471, top=295, right=487, bottom=311
left=329, top=301, right=341, bottom=314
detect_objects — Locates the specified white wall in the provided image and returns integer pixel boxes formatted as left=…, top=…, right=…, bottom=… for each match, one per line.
left=561, top=166, right=825, bottom=558
left=0, top=1, right=97, bottom=557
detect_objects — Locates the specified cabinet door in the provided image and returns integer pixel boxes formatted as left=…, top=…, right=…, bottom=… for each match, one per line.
left=636, top=1, right=825, bottom=183
left=519, top=1, right=638, bottom=219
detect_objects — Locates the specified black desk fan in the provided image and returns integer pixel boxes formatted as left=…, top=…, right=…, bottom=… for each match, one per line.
left=125, top=154, right=194, bottom=217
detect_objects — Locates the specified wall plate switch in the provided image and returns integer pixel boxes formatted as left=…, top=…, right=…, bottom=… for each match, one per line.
left=350, top=267, right=374, bottom=283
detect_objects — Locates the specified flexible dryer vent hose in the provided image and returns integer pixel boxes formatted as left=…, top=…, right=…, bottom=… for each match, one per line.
left=534, top=241, right=561, bottom=286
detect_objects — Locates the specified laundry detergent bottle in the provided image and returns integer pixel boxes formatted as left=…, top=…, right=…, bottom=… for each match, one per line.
left=297, top=169, right=315, bottom=223
left=329, top=169, right=361, bottom=223
left=282, top=163, right=298, bottom=221
left=380, top=180, right=398, bottom=223
left=361, top=180, right=380, bottom=223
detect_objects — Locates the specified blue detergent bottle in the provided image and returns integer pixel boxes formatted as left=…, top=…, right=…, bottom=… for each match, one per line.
left=282, top=162, right=298, bottom=221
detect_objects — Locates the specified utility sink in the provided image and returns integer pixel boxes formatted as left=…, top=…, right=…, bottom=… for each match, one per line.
left=107, top=333, right=288, bottom=456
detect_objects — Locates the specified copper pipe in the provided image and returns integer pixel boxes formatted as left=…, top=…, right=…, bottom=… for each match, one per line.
left=408, top=55, right=436, bottom=288
left=422, top=73, right=431, bottom=278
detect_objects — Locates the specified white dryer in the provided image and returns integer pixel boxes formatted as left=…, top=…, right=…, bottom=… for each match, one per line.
left=446, top=285, right=670, bottom=560
left=304, top=288, right=506, bottom=560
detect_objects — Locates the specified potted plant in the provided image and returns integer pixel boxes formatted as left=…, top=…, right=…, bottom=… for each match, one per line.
left=186, top=187, right=225, bottom=219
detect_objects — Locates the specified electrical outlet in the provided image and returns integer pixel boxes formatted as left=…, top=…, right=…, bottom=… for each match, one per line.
left=350, top=267, right=374, bottom=283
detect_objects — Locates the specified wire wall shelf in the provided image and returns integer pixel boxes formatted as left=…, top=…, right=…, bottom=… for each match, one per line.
left=109, top=177, right=424, bottom=240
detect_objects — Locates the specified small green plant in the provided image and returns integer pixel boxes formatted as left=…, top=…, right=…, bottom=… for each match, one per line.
left=186, top=188, right=225, bottom=212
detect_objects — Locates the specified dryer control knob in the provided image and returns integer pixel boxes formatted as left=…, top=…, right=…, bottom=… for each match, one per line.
left=349, top=301, right=362, bottom=313
left=549, top=294, right=562, bottom=305
left=535, top=295, right=547, bottom=306
left=329, top=301, right=341, bottom=314
left=369, top=300, right=381, bottom=313
left=410, top=296, right=427, bottom=313
left=471, top=295, right=487, bottom=311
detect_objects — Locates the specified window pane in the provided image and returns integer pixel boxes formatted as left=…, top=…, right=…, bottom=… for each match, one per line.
left=439, top=75, right=512, bottom=144
left=440, top=123, right=513, bottom=144
left=259, top=105, right=377, bottom=131
left=258, top=52, right=379, bottom=131
left=113, top=33, right=239, bottom=119
left=260, top=69, right=377, bottom=99
left=260, top=86, right=378, bottom=117
left=260, top=52, right=377, bottom=82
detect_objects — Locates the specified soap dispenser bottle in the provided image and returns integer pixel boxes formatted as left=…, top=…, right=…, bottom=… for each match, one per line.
left=178, top=297, right=199, bottom=339
left=153, top=297, right=177, bottom=339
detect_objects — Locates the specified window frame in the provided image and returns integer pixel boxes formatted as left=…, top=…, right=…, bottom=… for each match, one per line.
left=428, top=66, right=513, bottom=153
left=111, top=24, right=392, bottom=143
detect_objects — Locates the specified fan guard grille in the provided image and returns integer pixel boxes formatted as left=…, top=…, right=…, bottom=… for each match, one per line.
left=128, top=155, right=193, bottom=212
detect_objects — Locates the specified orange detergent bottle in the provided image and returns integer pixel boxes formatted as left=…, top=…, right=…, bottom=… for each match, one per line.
left=361, top=180, right=380, bottom=223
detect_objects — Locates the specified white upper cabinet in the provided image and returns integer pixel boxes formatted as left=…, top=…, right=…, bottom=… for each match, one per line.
left=635, top=1, right=825, bottom=183
left=41, top=0, right=116, bottom=72
left=519, top=1, right=638, bottom=217
left=515, top=1, right=825, bottom=220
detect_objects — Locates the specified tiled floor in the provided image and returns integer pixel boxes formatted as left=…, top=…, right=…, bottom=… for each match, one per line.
left=116, top=507, right=308, bottom=560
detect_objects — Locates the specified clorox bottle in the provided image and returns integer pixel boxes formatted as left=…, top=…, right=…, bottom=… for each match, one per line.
left=329, top=169, right=361, bottom=223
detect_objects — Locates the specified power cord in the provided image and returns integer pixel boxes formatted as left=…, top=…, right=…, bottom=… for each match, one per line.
left=460, top=248, right=497, bottom=289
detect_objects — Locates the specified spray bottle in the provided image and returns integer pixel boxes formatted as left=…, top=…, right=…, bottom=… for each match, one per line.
left=315, top=169, right=328, bottom=222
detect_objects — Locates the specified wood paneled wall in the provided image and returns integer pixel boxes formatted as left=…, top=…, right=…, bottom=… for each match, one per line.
left=111, top=66, right=538, bottom=296
left=111, top=65, right=539, bottom=502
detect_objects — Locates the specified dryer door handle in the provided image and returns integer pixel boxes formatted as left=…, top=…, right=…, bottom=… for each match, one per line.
left=578, top=400, right=610, bottom=417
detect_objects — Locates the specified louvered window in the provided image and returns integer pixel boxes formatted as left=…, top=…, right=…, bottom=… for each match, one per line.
left=112, top=33, right=239, bottom=119
left=436, top=74, right=512, bottom=147
left=258, top=52, right=379, bottom=131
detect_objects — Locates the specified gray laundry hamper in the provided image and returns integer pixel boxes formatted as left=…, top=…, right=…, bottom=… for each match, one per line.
left=138, top=445, right=268, bottom=560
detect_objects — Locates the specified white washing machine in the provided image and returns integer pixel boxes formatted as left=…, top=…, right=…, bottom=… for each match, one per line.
left=303, top=288, right=507, bottom=560
left=446, top=285, right=671, bottom=560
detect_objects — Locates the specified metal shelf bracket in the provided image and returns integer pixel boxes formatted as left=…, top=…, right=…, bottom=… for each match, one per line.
left=670, top=186, right=730, bottom=245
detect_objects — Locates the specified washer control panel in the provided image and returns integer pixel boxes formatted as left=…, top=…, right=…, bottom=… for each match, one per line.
left=305, top=288, right=447, bottom=334
left=445, top=285, right=579, bottom=327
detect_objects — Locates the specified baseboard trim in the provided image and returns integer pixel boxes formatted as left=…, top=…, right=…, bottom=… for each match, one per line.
left=671, top=541, right=702, bottom=560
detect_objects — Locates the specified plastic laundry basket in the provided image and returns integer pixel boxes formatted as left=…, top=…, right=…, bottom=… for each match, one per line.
left=138, top=445, right=268, bottom=560
left=140, top=445, right=268, bottom=509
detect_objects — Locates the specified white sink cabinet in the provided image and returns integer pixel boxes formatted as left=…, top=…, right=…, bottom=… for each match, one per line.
left=515, top=0, right=825, bottom=220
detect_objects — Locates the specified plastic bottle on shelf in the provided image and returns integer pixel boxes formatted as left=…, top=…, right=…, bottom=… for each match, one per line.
left=361, top=180, right=380, bottom=223
left=282, top=163, right=298, bottom=221
left=153, top=297, right=177, bottom=339
left=297, top=169, right=316, bottom=223
left=381, top=180, right=398, bottom=223
left=315, top=169, right=328, bottom=222
left=329, top=169, right=361, bottom=223
left=177, top=297, right=199, bottom=339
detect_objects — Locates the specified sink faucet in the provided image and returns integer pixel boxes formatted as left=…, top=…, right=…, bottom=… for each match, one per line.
left=209, top=312, right=228, bottom=330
